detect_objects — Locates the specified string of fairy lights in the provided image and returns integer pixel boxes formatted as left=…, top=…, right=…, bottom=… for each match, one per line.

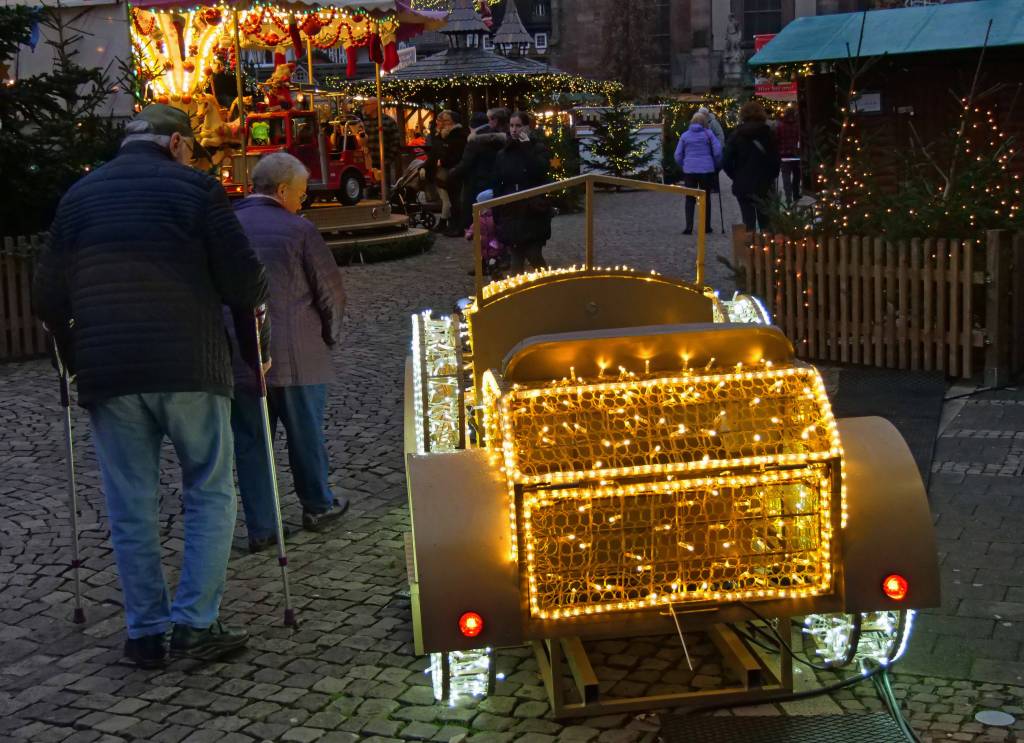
left=321, top=70, right=621, bottom=103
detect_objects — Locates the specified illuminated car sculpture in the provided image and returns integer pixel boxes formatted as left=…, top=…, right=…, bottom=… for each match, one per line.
left=403, top=175, right=939, bottom=716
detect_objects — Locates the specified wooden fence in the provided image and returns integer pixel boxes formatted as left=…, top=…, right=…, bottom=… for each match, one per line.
left=732, top=228, right=1024, bottom=383
left=0, top=235, right=48, bottom=361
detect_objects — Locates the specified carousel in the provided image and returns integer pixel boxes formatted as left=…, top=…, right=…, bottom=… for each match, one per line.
left=127, top=0, right=445, bottom=203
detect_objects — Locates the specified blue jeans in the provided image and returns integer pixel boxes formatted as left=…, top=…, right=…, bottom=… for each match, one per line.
left=89, top=392, right=236, bottom=639
left=231, top=385, right=334, bottom=541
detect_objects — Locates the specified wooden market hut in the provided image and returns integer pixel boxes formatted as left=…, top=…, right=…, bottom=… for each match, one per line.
left=749, top=0, right=1024, bottom=185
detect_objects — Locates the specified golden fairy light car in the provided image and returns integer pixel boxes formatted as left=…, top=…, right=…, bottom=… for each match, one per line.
left=402, top=174, right=939, bottom=717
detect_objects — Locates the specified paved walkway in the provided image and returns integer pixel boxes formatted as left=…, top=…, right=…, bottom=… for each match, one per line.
left=1, top=189, right=1022, bottom=742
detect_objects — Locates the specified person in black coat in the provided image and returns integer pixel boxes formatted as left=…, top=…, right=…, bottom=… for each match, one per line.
left=449, top=108, right=510, bottom=232
left=722, top=101, right=781, bottom=232
left=493, top=111, right=553, bottom=273
left=33, top=104, right=268, bottom=669
left=426, top=110, right=468, bottom=236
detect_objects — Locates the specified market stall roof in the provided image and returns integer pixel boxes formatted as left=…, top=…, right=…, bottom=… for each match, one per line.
left=749, top=0, right=1024, bottom=66
left=384, top=46, right=555, bottom=80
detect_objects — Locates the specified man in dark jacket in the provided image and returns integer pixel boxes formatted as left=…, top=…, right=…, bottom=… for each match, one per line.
left=450, top=108, right=510, bottom=232
left=33, top=104, right=268, bottom=669
left=230, top=152, right=348, bottom=554
left=722, top=101, right=781, bottom=232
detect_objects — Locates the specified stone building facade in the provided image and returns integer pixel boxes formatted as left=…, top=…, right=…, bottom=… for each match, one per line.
left=548, top=0, right=883, bottom=91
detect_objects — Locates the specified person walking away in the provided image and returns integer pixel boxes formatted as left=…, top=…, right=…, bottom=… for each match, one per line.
left=32, top=104, right=268, bottom=668
left=361, top=96, right=401, bottom=192
left=230, top=153, right=348, bottom=553
left=450, top=108, right=510, bottom=235
left=674, top=112, right=722, bottom=235
left=722, top=101, right=781, bottom=232
left=427, top=110, right=468, bottom=236
left=776, top=107, right=801, bottom=204
left=697, top=105, right=725, bottom=147
left=494, top=111, right=553, bottom=273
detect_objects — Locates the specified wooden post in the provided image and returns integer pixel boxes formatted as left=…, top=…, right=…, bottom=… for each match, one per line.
left=375, top=62, right=388, bottom=202
left=585, top=178, right=594, bottom=269
left=305, top=38, right=315, bottom=111
left=985, top=229, right=1012, bottom=387
left=231, top=11, right=248, bottom=194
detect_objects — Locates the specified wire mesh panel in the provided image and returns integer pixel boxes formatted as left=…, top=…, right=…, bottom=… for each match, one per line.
left=522, top=466, right=835, bottom=619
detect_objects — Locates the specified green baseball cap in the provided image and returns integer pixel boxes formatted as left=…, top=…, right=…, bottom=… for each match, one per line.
left=132, top=103, right=194, bottom=138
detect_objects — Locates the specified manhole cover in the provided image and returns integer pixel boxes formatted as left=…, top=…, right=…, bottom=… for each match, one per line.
left=975, top=710, right=1016, bottom=727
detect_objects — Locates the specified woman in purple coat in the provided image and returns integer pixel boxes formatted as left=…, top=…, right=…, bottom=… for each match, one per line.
left=674, top=112, right=722, bottom=235
left=230, top=152, right=348, bottom=553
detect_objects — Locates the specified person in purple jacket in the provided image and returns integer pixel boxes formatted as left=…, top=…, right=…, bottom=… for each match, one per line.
left=674, top=112, right=722, bottom=235
left=230, top=152, right=348, bottom=553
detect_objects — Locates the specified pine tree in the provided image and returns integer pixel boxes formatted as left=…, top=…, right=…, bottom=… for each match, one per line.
left=1, top=3, right=122, bottom=236
left=581, top=100, right=656, bottom=180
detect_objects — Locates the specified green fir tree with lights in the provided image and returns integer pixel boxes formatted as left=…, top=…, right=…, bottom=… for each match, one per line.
left=581, top=99, right=655, bottom=181
left=1, top=4, right=122, bottom=236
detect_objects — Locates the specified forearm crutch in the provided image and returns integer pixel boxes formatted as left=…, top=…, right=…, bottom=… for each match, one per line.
left=49, top=330, right=86, bottom=624
left=252, top=308, right=297, bottom=627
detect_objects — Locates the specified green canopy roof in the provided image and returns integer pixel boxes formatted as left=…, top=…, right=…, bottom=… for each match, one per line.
left=749, top=0, right=1024, bottom=66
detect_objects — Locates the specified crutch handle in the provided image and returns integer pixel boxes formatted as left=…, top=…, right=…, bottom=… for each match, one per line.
left=253, top=306, right=269, bottom=398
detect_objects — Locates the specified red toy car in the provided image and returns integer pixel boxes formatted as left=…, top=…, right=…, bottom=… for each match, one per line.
left=222, top=110, right=375, bottom=206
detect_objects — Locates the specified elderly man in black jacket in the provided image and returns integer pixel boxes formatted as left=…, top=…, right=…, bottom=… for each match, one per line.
left=33, top=104, right=269, bottom=669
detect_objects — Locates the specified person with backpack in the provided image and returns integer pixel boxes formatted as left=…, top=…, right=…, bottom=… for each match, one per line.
left=674, top=111, right=722, bottom=235
left=722, top=101, right=781, bottom=232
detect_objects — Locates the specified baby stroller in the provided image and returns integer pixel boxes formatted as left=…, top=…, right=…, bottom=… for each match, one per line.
left=390, top=151, right=437, bottom=230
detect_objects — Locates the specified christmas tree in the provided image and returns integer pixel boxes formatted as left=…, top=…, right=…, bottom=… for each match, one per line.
left=581, top=100, right=656, bottom=180
left=1, top=4, right=122, bottom=236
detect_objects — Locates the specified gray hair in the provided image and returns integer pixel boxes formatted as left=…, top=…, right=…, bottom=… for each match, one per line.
left=691, top=112, right=709, bottom=127
left=252, top=152, right=309, bottom=195
left=121, top=119, right=171, bottom=148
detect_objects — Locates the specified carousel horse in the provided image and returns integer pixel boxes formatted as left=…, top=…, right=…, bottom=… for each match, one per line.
left=196, top=93, right=242, bottom=152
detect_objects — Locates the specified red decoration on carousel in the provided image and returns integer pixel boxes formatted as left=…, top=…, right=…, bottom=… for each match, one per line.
left=300, top=15, right=323, bottom=37
left=345, top=45, right=358, bottom=78
left=202, top=7, right=222, bottom=26
left=368, top=33, right=384, bottom=65
left=383, top=41, right=398, bottom=72
left=288, top=21, right=304, bottom=60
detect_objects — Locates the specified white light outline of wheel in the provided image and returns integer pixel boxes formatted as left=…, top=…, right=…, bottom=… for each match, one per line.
left=801, top=610, right=913, bottom=669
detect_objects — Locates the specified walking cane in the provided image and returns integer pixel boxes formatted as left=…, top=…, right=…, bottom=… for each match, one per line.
left=48, top=327, right=86, bottom=624
left=251, top=307, right=297, bottom=627
left=717, top=187, right=725, bottom=233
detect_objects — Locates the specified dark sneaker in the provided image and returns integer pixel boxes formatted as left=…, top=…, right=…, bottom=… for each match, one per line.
left=124, top=633, right=168, bottom=669
left=248, top=526, right=294, bottom=554
left=302, top=496, right=349, bottom=532
left=170, top=621, right=248, bottom=661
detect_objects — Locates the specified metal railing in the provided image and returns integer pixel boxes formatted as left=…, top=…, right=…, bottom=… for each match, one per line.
left=471, top=173, right=708, bottom=300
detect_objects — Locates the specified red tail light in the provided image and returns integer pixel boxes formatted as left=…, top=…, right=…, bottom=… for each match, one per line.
left=883, top=574, right=908, bottom=600
left=458, top=611, right=484, bottom=638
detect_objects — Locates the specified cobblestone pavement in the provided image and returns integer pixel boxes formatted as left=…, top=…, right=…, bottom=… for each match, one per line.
left=1, top=188, right=1022, bottom=742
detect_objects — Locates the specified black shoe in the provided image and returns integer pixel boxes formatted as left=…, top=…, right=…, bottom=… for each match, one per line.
left=248, top=526, right=294, bottom=555
left=682, top=228, right=693, bottom=235
left=124, top=633, right=168, bottom=669
left=170, top=621, right=248, bottom=661
left=302, top=496, right=349, bottom=532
